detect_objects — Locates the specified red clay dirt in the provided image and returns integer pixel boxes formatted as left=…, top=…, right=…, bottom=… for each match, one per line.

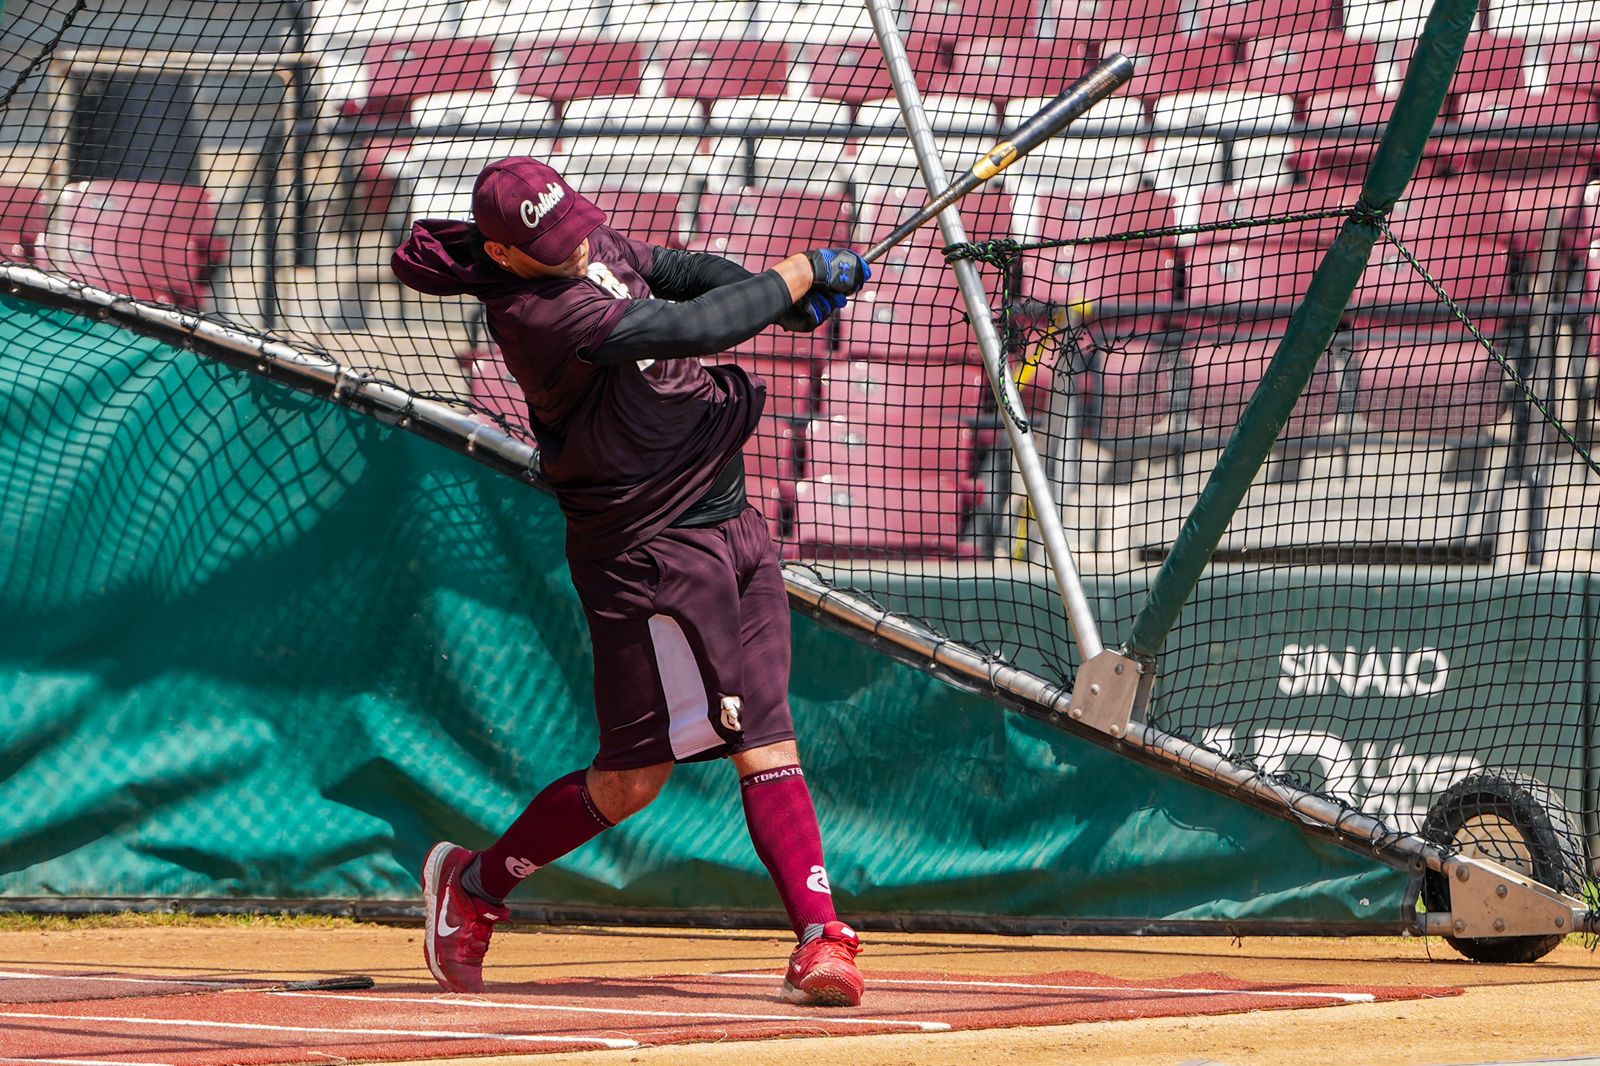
left=0, top=965, right=1459, bottom=1064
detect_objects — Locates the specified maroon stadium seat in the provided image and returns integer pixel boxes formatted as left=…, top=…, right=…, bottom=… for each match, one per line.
left=1022, top=192, right=1180, bottom=332
left=1100, top=33, right=1243, bottom=108
left=1192, top=0, right=1338, bottom=41
left=1542, top=36, right=1600, bottom=100
left=836, top=232, right=975, bottom=363
left=1192, top=179, right=1355, bottom=250
left=1355, top=338, right=1504, bottom=434
left=1294, top=88, right=1451, bottom=182
left=1182, top=335, right=1342, bottom=434
left=744, top=416, right=799, bottom=520
left=689, top=187, right=852, bottom=359
left=350, top=38, right=500, bottom=123
left=1054, top=0, right=1182, bottom=43
left=511, top=38, right=646, bottom=112
left=1078, top=337, right=1178, bottom=444
left=1242, top=31, right=1381, bottom=109
left=856, top=185, right=1015, bottom=248
left=817, top=358, right=989, bottom=426
left=0, top=184, right=47, bottom=263
left=1180, top=240, right=1320, bottom=326
left=905, top=0, right=1046, bottom=49
left=586, top=187, right=687, bottom=249
left=460, top=343, right=530, bottom=431
left=804, top=413, right=981, bottom=497
left=1435, top=88, right=1600, bottom=180
left=658, top=39, right=791, bottom=109
left=805, top=36, right=944, bottom=112
left=1391, top=32, right=1530, bottom=103
left=735, top=355, right=817, bottom=423
left=39, top=180, right=227, bottom=310
left=792, top=474, right=971, bottom=556
left=933, top=37, right=1091, bottom=112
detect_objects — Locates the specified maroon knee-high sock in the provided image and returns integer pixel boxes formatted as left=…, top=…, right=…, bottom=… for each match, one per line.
left=740, top=765, right=838, bottom=938
left=467, top=769, right=614, bottom=902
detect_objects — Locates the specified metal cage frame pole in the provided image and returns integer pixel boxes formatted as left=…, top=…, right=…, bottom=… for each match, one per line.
left=863, top=0, right=1104, bottom=663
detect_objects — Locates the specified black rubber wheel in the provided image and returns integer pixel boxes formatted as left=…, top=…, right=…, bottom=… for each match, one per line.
left=1420, top=770, right=1585, bottom=963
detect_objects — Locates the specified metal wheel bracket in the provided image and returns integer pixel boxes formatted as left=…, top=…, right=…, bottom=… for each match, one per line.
left=1428, top=853, right=1584, bottom=939
left=1068, top=650, right=1148, bottom=738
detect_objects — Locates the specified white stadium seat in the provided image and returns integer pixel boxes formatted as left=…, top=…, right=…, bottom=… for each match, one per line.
left=1488, top=0, right=1600, bottom=42
left=408, top=92, right=557, bottom=134
left=456, top=0, right=605, bottom=40
left=1150, top=91, right=1296, bottom=193
left=557, top=96, right=708, bottom=191
left=1001, top=95, right=1147, bottom=196
left=704, top=96, right=853, bottom=193
left=753, top=0, right=876, bottom=43
left=604, top=0, right=757, bottom=40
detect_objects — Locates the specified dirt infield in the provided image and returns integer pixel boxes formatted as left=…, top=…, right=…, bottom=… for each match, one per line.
left=0, top=921, right=1595, bottom=1065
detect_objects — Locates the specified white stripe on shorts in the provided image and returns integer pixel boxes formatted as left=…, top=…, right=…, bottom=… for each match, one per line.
left=648, top=613, right=722, bottom=760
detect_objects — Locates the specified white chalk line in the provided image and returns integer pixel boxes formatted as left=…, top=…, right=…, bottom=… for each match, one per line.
left=0, top=1058, right=177, bottom=1066
left=271, top=990, right=954, bottom=1032
left=0, top=1010, right=640, bottom=1050
left=712, top=973, right=1377, bottom=1004
left=0, top=970, right=235, bottom=989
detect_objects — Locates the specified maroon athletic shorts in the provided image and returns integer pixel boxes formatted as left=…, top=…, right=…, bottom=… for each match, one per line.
left=566, top=505, right=796, bottom=770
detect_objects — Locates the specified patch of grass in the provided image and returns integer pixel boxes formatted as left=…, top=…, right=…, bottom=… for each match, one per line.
left=0, top=912, right=371, bottom=933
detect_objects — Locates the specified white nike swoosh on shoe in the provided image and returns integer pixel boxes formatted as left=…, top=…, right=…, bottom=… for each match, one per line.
left=438, top=890, right=460, bottom=937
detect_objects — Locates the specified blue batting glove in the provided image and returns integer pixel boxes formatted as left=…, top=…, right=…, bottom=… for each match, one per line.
left=805, top=248, right=871, bottom=295
left=776, top=288, right=848, bottom=332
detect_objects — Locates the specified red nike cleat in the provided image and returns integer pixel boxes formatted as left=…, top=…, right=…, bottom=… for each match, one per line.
left=781, top=920, right=864, bottom=1006
left=422, top=842, right=510, bottom=993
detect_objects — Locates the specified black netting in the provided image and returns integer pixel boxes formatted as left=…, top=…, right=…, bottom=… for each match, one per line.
left=3, top=0, right=1598, bottom=919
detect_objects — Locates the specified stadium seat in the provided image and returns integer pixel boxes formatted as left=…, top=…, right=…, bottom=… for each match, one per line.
left=657, top=39, right=792, bottom=111
left=904, top=0, right=1046, bottom=50
left=459, top=339, right=531, bottom=431
left=688, top=186, right=852, bottom=357
left=1076, top=336, right=1180, bottom=445
left=1148, top=90, right=1297, bottom=194
left=1540, top=35, right=1600, bottom=100
left=1352, top=234, right=1513, bottom=319
left=791, top=473, right=971, bottom=556
left=856, top=184, right=1015, bottom=248
left=1343, top=0, right=1469, bottom=42
left=1181, top=334, right=1343, bottom=435
left=584, top=186, right=688, bottom=248
left=1052, top=0, right=1183, bottom=43
left=1192, top=0, right=1337, bottom=41
left=837, top=233, right=976, bottom=362
left=407, top=92, right=556, bottom=135
left=1000, top=94, right=1148, bottom=196
left=1022, top=191, right=1180, bottom=330
left=458, top=0, right=605, bottom=39
left=1100, top=33, right=1242, bottom=109
left=0, top=184, right=47, bottom=263
left=731, top=355, right=818, bottom=422
left=743, top=416, right=800, bottom=518
left=1294, top=88, right=1449, bottom=182
left=348, top=38, right=501, bottom=124
left=1354, top=336, right=1505, bottom=433
left=804, top=412, right=982, bottom=502
left=556, top=96, right=707, bottom=191
left=1191, top=178, right=1355, bottom=251
left=704, top=96, right=852, bottom=193
left=932, top=37, right=1091, bottom=113
left=311, top=0, right=458, bottom=47
left=1242, top=31, right=1381, bottom=110
left=605, top=0, right=757, bottom=40
left=1180, top=240, right=1320, bottom=326
left=511, top=39, right=646, bottom=113
left=817, top=358, right=990, bottom=426
left=1435, top=88, right=1600, bottom=180
left=38, top=180, right=227, bottom=311
left=1390, top=32, right=1529, bottom=102
left=1487, top=0, right=1600, bottom=43
left=804, top=36, right=944, bottom=115
left=752, top=0, right=875, bottom=44
left=392, top=122, right=560, bottom=222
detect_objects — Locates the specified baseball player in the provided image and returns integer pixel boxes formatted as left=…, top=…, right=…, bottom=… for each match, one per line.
left=390, top=157, right=871, bottom=1006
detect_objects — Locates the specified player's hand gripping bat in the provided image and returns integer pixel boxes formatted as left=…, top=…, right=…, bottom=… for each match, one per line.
left=860, top=52, right=1137, bottom=265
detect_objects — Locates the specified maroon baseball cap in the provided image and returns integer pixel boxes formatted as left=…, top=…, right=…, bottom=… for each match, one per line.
left=472, top=157, right=605, bottom=265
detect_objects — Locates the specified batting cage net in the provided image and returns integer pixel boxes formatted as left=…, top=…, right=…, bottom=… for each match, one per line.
left=2, top=0, right=1599, bottom=923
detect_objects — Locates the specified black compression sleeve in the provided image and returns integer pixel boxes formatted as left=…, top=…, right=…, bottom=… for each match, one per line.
left=585, top=269, right=793, bottom=365
left=646, top=246, right=755, bottom=300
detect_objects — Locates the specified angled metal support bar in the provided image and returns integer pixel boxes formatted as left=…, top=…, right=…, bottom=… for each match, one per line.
left=863, top=0, right=1108, bottom=682
left=1124, top=0, right=1482, bottom=664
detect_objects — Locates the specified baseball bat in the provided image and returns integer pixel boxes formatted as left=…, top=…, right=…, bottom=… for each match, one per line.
left=861, top=52, right=1136, bottom=265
